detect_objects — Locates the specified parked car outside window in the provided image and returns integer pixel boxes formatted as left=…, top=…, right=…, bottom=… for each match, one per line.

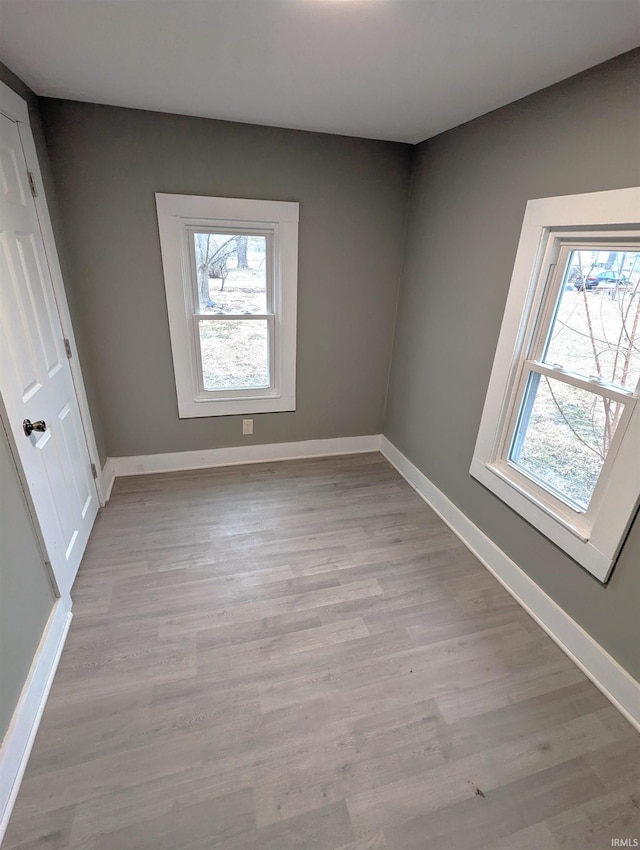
left=574, top=269, right=628, bottom=290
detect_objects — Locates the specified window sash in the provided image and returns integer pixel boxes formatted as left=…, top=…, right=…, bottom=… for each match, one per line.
left=519, top=360, right=635, bottom=403
left=185, top=224, right=278, bottom=398
left=186, top=225, right=274, bottom=317
left=497, top=361, right=636, bottom=522
left=192, top=314, right=275, bottom=398
left=495, top=236, right=639, bottom=457
left=533, top=242, right=640, bottom=390
left=494, top=241, right=639, bottom=525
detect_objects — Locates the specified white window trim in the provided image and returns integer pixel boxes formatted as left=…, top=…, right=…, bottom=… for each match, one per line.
left=156, top=194, right=298, bottom=417
left=471, top=187, right=640, bottom=582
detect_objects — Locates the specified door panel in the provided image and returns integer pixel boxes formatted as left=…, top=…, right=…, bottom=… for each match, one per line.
left=0, top=232, right=42, bottom=401
left=17, top=231, right=65, bottom=377
left=56, top=400, right=94, bottom=519
left=0, top=112, right=97, bottom=596
left=0, top=140, right=28, bottom=207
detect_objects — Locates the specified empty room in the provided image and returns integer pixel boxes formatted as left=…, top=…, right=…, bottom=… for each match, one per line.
left=0, top=2, right=639, bottom=848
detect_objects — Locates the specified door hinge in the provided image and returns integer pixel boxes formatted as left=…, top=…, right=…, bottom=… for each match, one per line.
left=63, top=338, right=72, bottom=359
left=91, top=463, right=98, bottom=480
left=28, top=171, right=38, bottom=197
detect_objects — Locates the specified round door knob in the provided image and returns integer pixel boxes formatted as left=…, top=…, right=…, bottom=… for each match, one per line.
left=23, top=419, right=47, bottom=437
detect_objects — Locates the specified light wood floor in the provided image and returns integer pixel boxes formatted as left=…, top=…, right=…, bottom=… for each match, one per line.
left=4, top=453, right=640, bottom=849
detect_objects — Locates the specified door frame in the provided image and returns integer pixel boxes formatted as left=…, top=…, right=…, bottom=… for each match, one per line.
left=0, top=81, right=104, bottom=506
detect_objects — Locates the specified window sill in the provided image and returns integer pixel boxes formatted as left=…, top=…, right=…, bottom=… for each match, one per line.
left=470, top=457, right=613, bottom=581
left=178, top=395, right=296, bottom=418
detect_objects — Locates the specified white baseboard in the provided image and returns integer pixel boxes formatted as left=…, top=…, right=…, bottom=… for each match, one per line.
left=380, top=436, right=640, bottom=732
left=0, top=600, right=72, bottom=842
left=106, top=434, right=382, bottom=484
left=98, top=457, right=116, bottom=506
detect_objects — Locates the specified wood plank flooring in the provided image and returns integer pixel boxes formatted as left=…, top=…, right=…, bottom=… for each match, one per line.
left=4, top=453, right=640, bottom=849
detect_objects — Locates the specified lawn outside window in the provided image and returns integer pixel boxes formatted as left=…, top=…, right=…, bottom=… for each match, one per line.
left=471, top=188, right=640, bottom=581
left=156, top=194, right=299, bottom=417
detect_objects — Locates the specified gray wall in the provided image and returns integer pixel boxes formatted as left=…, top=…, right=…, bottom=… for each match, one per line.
left=385, top=49, right=640, bottom=679
left=0, top=422, right=56, bottom=739
left=39, top=100, right=412, bottom=459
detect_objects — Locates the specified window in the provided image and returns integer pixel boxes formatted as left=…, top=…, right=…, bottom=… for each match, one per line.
left=156, top=194, right=299, bottom=417
left=471, top=188, right=640, bottom=581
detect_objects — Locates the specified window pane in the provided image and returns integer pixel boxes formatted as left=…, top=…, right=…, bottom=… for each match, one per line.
left=509, top=373, right=625, bottom=510
left=543, top=249, right=640, bottom=391
left=199, top=320, right=269, bottom=390
left=193, top=233, right=267, bottom=314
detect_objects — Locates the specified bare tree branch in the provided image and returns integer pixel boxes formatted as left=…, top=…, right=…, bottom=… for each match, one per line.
left=544, top=377, right=604, bottom=460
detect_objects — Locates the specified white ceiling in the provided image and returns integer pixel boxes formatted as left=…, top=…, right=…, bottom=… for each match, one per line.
left=0, top=0, right=638, bottom=144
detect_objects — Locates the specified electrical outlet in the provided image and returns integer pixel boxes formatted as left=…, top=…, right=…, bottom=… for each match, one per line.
left=242, top=419, right=253, bottom=435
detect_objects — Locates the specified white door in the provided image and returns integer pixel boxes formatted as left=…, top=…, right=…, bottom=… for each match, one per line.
left=0, top=111, right=98, bottom=598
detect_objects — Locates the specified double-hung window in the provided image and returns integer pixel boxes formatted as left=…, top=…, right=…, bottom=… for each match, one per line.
left=156, top=194, right=298, bottom=417
left=471, top=188, right=640, bottom=581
